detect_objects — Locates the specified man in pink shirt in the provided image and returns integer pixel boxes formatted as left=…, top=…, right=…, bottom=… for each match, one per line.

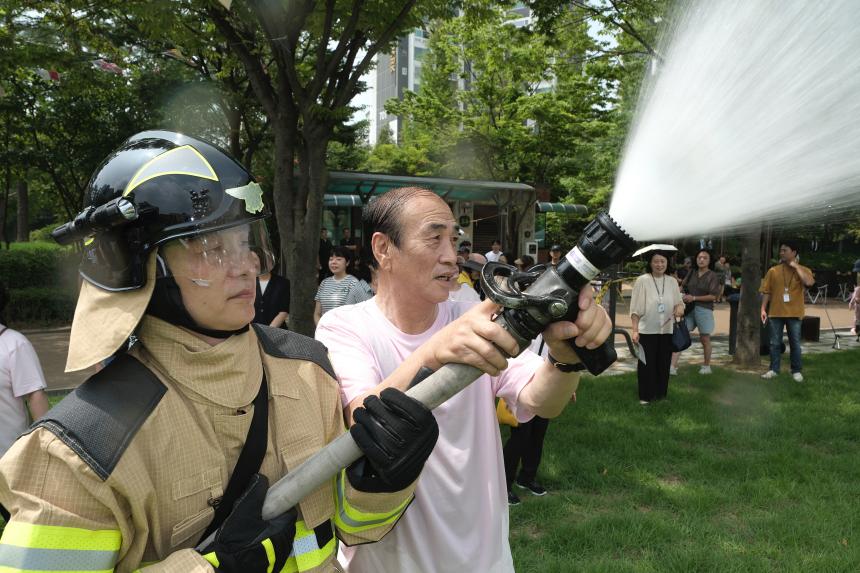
left=316, top=187, right=612, bottom=572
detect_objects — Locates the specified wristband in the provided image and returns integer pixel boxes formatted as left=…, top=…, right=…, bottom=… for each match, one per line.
left=547, top=353, right=586, bottom=373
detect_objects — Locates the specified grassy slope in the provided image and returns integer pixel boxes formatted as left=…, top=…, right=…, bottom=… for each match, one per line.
left=509, top=350, right=860, bottom=572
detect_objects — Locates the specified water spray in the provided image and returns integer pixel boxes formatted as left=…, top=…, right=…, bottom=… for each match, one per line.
left=610, top=0, right=860, bottom=240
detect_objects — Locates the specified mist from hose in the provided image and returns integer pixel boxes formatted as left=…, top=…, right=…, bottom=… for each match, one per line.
left=609, top=0, right=860, bottom=241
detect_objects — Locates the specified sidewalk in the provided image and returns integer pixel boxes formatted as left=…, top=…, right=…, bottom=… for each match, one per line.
left=20, top=300, right=860, bottom=391
left=21, top=327, right=95, bottom=394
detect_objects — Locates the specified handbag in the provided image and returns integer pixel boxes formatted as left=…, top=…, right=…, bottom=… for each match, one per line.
left=496, top=398, right=519, bottom=427
left=671, top=317, right=692, bottom=352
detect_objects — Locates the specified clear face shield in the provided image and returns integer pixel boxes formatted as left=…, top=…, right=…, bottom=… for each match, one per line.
left=158, top=219, right=276, bottom=287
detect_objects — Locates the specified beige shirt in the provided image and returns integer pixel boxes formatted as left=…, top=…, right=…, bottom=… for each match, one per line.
left=759, top=263, right=814, bottom=318
left=630, top=273, right=683, bottom=334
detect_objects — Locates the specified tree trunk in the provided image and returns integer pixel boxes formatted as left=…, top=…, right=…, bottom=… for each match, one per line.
left=271, top=117, right=330, bottom=337
left=0, top=191, right=6, bottom=249
left=16, top=180, right=28, bottom=242
left=734, top=225, right=763, bottom=367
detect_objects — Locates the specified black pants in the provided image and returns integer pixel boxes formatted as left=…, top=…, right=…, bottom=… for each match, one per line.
left=637, top=333, right=673, bottom=402
left=503, top=415, right=549, bottom=489
left=0, top=503, right=9, bottom=522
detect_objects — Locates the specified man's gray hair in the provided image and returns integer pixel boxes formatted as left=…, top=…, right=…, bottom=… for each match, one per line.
left=363, top=187, right=439, bottom=268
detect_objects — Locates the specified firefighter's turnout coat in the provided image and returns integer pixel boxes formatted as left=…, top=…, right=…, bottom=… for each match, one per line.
left=0, top=317, right=414, bottom=572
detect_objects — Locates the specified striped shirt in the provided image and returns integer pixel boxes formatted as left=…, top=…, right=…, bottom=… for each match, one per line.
left=345, top=279, right=374, bottom=305
left=315, top=275, right=359, bottom=315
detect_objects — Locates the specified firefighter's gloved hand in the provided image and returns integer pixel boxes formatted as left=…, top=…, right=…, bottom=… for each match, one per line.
left=200, top=474, right=296, bottom=572
left=349, top=388, right=439, bottom=492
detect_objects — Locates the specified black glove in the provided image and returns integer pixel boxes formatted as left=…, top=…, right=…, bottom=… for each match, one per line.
left=200, top=474, right=297, bottom=572
left=348, top=387, right=439, bottom=492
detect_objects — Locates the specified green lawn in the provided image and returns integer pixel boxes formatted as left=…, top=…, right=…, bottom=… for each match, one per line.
left=509, top=349, right=860, bottom=572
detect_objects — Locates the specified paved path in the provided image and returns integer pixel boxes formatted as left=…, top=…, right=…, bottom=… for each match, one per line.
left=20, top=328, right=95, bottom=393
left=19, top=300, right=860, bottom=391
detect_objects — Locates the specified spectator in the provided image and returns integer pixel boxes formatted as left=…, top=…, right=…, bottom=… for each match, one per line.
left=0, top=296, right=47, bottom=525
left=315, top=246, right=360, bottom=325
left=465, top=253, right=488, bottom=300
left=849, top=281, right=860, bottom=337
left=675, top=256, right=693, bottom=284
left=449, top=259, right=481, bottom=302
left=714, top=254, right=734, bottom=303
left=502, top=333, right=552, bottom=506
left=549, top=245, right=563, bottom=267
left=851, top=259, right=860, bottom=337
left=629, top=247, right=685, bottom=403
left=457, top=255, right=474, bottom=287
left=485, top=239, right=503, bottom=262
left=316, top=186, right=611, bottom=572
left=672, top=249, right=721, bottom=375
left=346, top=264, right=377, bottom=305
left=253, top=270, right=290, bottom=328
left=0, top=279, right=50, bottom=522
left=514, top=255, right=535, bottom=271
left=341, top=226, right=358, bottom=253
left=458, top=240, right=472, bottom=258
left=319, top=227, right=333, bottom=282
left=760, top=240, right=815, bottom=381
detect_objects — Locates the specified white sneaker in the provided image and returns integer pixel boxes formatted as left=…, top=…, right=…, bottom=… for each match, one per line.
left=761, top=370, right=778, bottom=379
left=792, top=372, right=804, bottom=383
left=669, top=366, right=678, bottom=376
left=699, top=365, right=712, bottom=375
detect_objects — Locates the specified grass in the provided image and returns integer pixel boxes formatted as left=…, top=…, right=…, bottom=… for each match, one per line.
left=508, top=349, right=860, bottom=572
left=3, top=353, right=860, bottom=570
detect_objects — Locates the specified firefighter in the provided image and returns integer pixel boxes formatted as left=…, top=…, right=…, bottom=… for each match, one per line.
left=0, top=131, right=438, bottom=572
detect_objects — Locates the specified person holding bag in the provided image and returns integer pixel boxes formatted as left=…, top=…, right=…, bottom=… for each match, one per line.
left=630, top=246, right=685, bottom=404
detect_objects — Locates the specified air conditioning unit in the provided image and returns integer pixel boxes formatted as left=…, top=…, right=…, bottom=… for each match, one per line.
left=525, top=241, right=538, bottom=256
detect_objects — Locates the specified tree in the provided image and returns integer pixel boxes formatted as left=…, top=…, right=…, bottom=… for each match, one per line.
left=734, top=226, right=763, bottom=367
left=0, top=2, right=169, bottom=241
left=382, top=7, right=625, bottom=250
left=201, top=1, right=457, bottom=335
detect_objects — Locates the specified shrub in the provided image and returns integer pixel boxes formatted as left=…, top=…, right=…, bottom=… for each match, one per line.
left=29, top=223, right=62, bottom=243
left=0, top=243, right=78, bottom=290
left=5, top=287, right=77, bottom=327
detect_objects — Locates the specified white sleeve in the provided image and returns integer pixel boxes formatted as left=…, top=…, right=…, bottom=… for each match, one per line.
left=10, top=338, right=47, bottom=398
left=316, top=308, right=382, bottom=407
left=492, top=349, right=544, bottom=423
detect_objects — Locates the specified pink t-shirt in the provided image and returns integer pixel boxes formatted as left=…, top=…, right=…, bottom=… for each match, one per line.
left=0, top=326, right=47, bottom=456
left=316, top=299, right=544, bottom=573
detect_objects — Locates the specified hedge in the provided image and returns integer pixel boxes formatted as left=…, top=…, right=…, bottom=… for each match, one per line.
left=5, top=287, right=77, bottom=326
left=0, top=243, right=79, bottom=290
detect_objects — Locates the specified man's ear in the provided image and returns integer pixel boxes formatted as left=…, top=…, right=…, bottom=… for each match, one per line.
left=372, top=232, right=391, bottom=270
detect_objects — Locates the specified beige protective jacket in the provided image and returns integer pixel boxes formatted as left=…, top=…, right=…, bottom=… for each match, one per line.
left=0, top=317, right=414, bottom=572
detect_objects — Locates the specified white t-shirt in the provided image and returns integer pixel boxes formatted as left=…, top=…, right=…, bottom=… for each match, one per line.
left=0, top=326, right=47, bottom=456
left=485, top=250, right=503, bottom=262
left=316, top=300, right=544, bottom=573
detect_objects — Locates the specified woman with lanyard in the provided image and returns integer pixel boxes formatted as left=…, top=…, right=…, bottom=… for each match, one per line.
left=630, top=245, right=686, bottom=404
